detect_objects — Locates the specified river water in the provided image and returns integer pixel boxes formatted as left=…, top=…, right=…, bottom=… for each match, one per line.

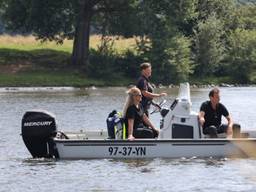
left=1, top=86, right=256, bottom=192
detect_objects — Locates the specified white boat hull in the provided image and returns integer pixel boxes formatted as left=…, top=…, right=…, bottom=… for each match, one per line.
left=55, top=138, right=256, bottom=159
left=21, top=83, right=256, bottom=160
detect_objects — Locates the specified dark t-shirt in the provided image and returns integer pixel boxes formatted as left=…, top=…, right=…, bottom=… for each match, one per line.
left=200, top=101, right=229, bottom=128
left=136, top=75, right=154, bottom=110
left=126, top=104, right=144, bottom=130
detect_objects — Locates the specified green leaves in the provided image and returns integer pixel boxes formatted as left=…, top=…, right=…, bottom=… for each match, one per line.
left=2, top=0, right=75, bottom=42
left=194, top=14, right=225, bottom=76
left=165, top=35, right=194, bottom=82
left=1, top=0, right=256, bottom=84
left=227, top=29, right=256, bottom=83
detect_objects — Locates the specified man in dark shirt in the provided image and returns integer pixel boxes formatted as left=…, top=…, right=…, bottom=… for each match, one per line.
left=198, top=87, right=233, bottom=138
left=136, top=62, right=167, bottom=115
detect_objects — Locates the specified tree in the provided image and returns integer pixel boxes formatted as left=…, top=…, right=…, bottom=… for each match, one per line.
left=165, top=35, right=194, bottom=82
left=89, top=0, right=198, bottom=83
left=197, top=0, right=235, bottom=23
left=0, top=0, right=137, bottom=71
left=130, top=0, right=198, bottom=83
left=229, top=4, right=256, bottom=30
left=227, top=29, right=256, bottom=83
left=194, top=14, right=225, bottom=76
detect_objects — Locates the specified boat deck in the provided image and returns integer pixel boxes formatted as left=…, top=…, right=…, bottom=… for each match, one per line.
left=62, top=130, right=256, bottom=140
left=64, top=130, right=108, bottom=140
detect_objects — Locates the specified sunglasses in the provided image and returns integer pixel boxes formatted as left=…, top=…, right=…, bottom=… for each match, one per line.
left=134, top=94, right=142, bottom=97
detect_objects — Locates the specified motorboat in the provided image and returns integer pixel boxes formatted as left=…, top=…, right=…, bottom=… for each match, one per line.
left=21, top=83, right=256, bottom=159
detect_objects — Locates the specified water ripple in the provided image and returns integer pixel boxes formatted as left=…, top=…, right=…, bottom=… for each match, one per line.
left=1, top=87, right=256, bottom=192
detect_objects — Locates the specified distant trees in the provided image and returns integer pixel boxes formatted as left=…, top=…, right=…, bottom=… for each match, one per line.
left=227, top=29, right=256, bottom=83
left=0, top=0, right=137, bottom=70
left=0, top=5, right=5, bottom=34
left=0, top=20, right=4, bottom=34
left=128, top=0, right=198, bottom=83
left=165, top=35, right=194, bottom=82
left=194, top=14, right=225, bottom=76
left=0, top=0, right=256, bottom=84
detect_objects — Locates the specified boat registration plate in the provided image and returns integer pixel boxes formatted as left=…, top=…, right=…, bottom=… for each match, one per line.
left=108, top=146, right=146, bottom=156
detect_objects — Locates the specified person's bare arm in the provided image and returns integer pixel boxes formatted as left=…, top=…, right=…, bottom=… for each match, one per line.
left=127, top=119, right=135, bottom=140
left=225, top=115, right=233, bottom=137
left=141, top=90, right=167, bottom=99
left=198, top=111, right=205, bottom=127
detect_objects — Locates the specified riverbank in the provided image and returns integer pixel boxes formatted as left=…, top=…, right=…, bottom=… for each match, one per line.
left=0, top=35, right=247, bottom=87
left=0, top=61, right=242, bottom=88
left=0, top=63, right=249, bottom=88
left=0, top=35, right=136, bottom=87
left=0, top=51, right=238, bottom=87
left=0, top=71, right=134, bottom=87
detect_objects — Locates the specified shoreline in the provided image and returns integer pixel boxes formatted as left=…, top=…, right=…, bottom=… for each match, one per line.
left=0, top=83, right=255, bottom=93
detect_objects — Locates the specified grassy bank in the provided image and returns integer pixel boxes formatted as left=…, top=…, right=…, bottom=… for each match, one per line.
left=0, top=35, right=136, bottom=53
left=0, top=35, right=136, bottom=87
left=0, top=35, right=238, bottom=87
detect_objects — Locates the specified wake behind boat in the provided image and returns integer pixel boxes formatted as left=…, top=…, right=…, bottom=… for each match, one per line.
left=21, top=83, right=256, bottom=159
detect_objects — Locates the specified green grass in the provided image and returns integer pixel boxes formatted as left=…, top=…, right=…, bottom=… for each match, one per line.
left=0, top=48, right=70, bottom=66
left=0, top=72, right=134, bottom=87
left=0, top=35, right=136, bottom=87
left=0, top=72, right=109, bottom=87
left=190, top=76, right=234, bottom=85
left=0, top=35, right=136, bottom=53
left=1, top=35, right=240, bottom=87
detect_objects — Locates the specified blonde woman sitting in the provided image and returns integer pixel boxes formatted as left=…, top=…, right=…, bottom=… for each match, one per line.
left=123, top=87, right=159, bottom=140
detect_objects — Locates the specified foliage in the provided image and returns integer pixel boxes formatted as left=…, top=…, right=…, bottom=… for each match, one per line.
left=1, top=0, right=75, bottom=42
left=0, top=0, right=256, bottom=85
left=88, top=48, right=142, bottom=80
left=133, top=0, right=198, bottom=83
left=0, top=0, right=139, bottom=68
left=227, top=29, right=256, bottom=83
left=230, top=4, right=256, bottom=30
left=1, top=0, right=137, bottom=41
left=194, top=14, right=225, bottom=76
left=0, top=34, right=138, bottom=86
left=165, top=35, right=194, bottom=82
left=197, top=0, right=235, bottom=22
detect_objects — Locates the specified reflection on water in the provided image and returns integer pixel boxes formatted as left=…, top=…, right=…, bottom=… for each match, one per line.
left=1, top=86, right=256, bottom=192
left=22, top=158, right=57, bottom=167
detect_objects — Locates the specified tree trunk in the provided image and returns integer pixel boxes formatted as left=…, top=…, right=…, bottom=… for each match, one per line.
left=72, top=0, right=92, bottom=71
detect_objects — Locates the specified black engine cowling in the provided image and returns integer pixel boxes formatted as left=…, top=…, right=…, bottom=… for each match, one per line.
left=21, top=110, right=59, bottom=158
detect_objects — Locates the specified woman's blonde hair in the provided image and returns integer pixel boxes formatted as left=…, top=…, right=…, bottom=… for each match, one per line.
left=122, top=87, right=141, bottom=118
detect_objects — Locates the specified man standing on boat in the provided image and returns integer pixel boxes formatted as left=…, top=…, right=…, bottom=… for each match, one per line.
left=136, top=62, right=167, bottom=116
left=198, top=87, right=233, bottom=138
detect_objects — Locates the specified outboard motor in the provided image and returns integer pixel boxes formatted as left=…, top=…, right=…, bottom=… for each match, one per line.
left=21, top=110, right=59, bottom=158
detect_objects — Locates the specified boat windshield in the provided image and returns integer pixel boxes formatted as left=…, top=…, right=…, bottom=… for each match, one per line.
left=177, top=82, right=191, bottom=104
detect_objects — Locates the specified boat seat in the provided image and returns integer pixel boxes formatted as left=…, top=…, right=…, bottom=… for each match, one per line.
left=201, top=132, right=227, bottom=138
left=199, top=123, right=241, bottom=138
left=199, top=121, right=227, bottom=138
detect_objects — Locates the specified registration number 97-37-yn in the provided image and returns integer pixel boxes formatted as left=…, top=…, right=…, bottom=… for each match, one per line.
left=108, top=146, right=146, bottom=156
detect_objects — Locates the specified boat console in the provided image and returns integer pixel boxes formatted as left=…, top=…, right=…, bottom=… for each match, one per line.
left=159, top=83, right=201, bottom=139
